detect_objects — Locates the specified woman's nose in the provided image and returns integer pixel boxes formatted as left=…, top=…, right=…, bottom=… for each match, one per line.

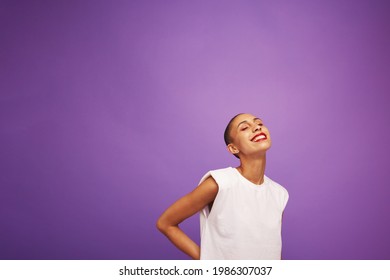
left=253, top=124, right=261, bottom=132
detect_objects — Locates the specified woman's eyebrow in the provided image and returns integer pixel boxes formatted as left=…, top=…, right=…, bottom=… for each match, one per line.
left=237, top=120, right=249, bottom=128
left=237, top=118, right=262, bottom=128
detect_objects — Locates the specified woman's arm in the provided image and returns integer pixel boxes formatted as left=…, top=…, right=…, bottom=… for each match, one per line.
left=156, top=176, right=218, bottom=260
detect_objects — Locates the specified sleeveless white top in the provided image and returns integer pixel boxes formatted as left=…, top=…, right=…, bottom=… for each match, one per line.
left=199, top=167, right=289, bottom=260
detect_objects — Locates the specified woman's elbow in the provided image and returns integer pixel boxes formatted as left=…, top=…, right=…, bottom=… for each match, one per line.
left=156, top=216, right=168, bottom=234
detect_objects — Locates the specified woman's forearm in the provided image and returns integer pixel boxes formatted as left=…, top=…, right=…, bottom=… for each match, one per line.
left=156, top=177, right=218, bottom=259
left=158, top=224, right=200, bottom=260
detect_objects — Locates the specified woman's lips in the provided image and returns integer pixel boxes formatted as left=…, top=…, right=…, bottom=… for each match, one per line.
left=251, top=132, right=267, bottom=142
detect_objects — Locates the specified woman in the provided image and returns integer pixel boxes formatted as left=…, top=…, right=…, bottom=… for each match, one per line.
left=157, top=113, right=289, bottom=259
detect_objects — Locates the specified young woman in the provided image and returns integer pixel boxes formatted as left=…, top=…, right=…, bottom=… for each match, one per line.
left=157, top=113, right=289, bottom=259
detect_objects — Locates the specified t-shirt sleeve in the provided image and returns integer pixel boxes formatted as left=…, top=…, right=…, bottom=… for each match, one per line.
left=198, top=168, right=233, bottom=221
left=198, top=171, right=212, bottom=185
left=281, top=188, right=289, bottom=211
left=198, top=168, right=232, bottom=191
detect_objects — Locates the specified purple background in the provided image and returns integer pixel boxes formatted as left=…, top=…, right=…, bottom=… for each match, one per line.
left=1, top=0, right=389, bottom=260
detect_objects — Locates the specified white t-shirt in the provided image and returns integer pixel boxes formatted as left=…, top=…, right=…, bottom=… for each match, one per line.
left=199, top=167, right=289, bottom=260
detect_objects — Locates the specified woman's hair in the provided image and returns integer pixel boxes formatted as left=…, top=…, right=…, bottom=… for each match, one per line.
left=224, top=113, right=243, bottom=159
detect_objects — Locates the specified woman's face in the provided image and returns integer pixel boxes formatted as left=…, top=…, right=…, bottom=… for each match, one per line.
left=227, top=113, right=272, bottom=158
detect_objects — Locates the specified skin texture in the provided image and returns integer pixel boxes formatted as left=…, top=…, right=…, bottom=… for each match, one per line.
left=156, top=113, right=272, bottom=259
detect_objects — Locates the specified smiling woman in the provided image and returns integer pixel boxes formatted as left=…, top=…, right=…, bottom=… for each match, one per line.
left=156, top=113, right=289, bottom=260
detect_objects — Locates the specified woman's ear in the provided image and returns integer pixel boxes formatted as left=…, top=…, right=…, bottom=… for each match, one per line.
left=227, top=143, right=239, bottom=157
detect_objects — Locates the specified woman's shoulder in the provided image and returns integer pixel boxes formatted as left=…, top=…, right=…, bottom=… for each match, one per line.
left=265, top=176, right=288, bottom=193
left=198, top=167, right=236, bottom=186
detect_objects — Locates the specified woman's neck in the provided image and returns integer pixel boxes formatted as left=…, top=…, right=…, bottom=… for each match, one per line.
left=236, top=154, right=266, bottom=185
